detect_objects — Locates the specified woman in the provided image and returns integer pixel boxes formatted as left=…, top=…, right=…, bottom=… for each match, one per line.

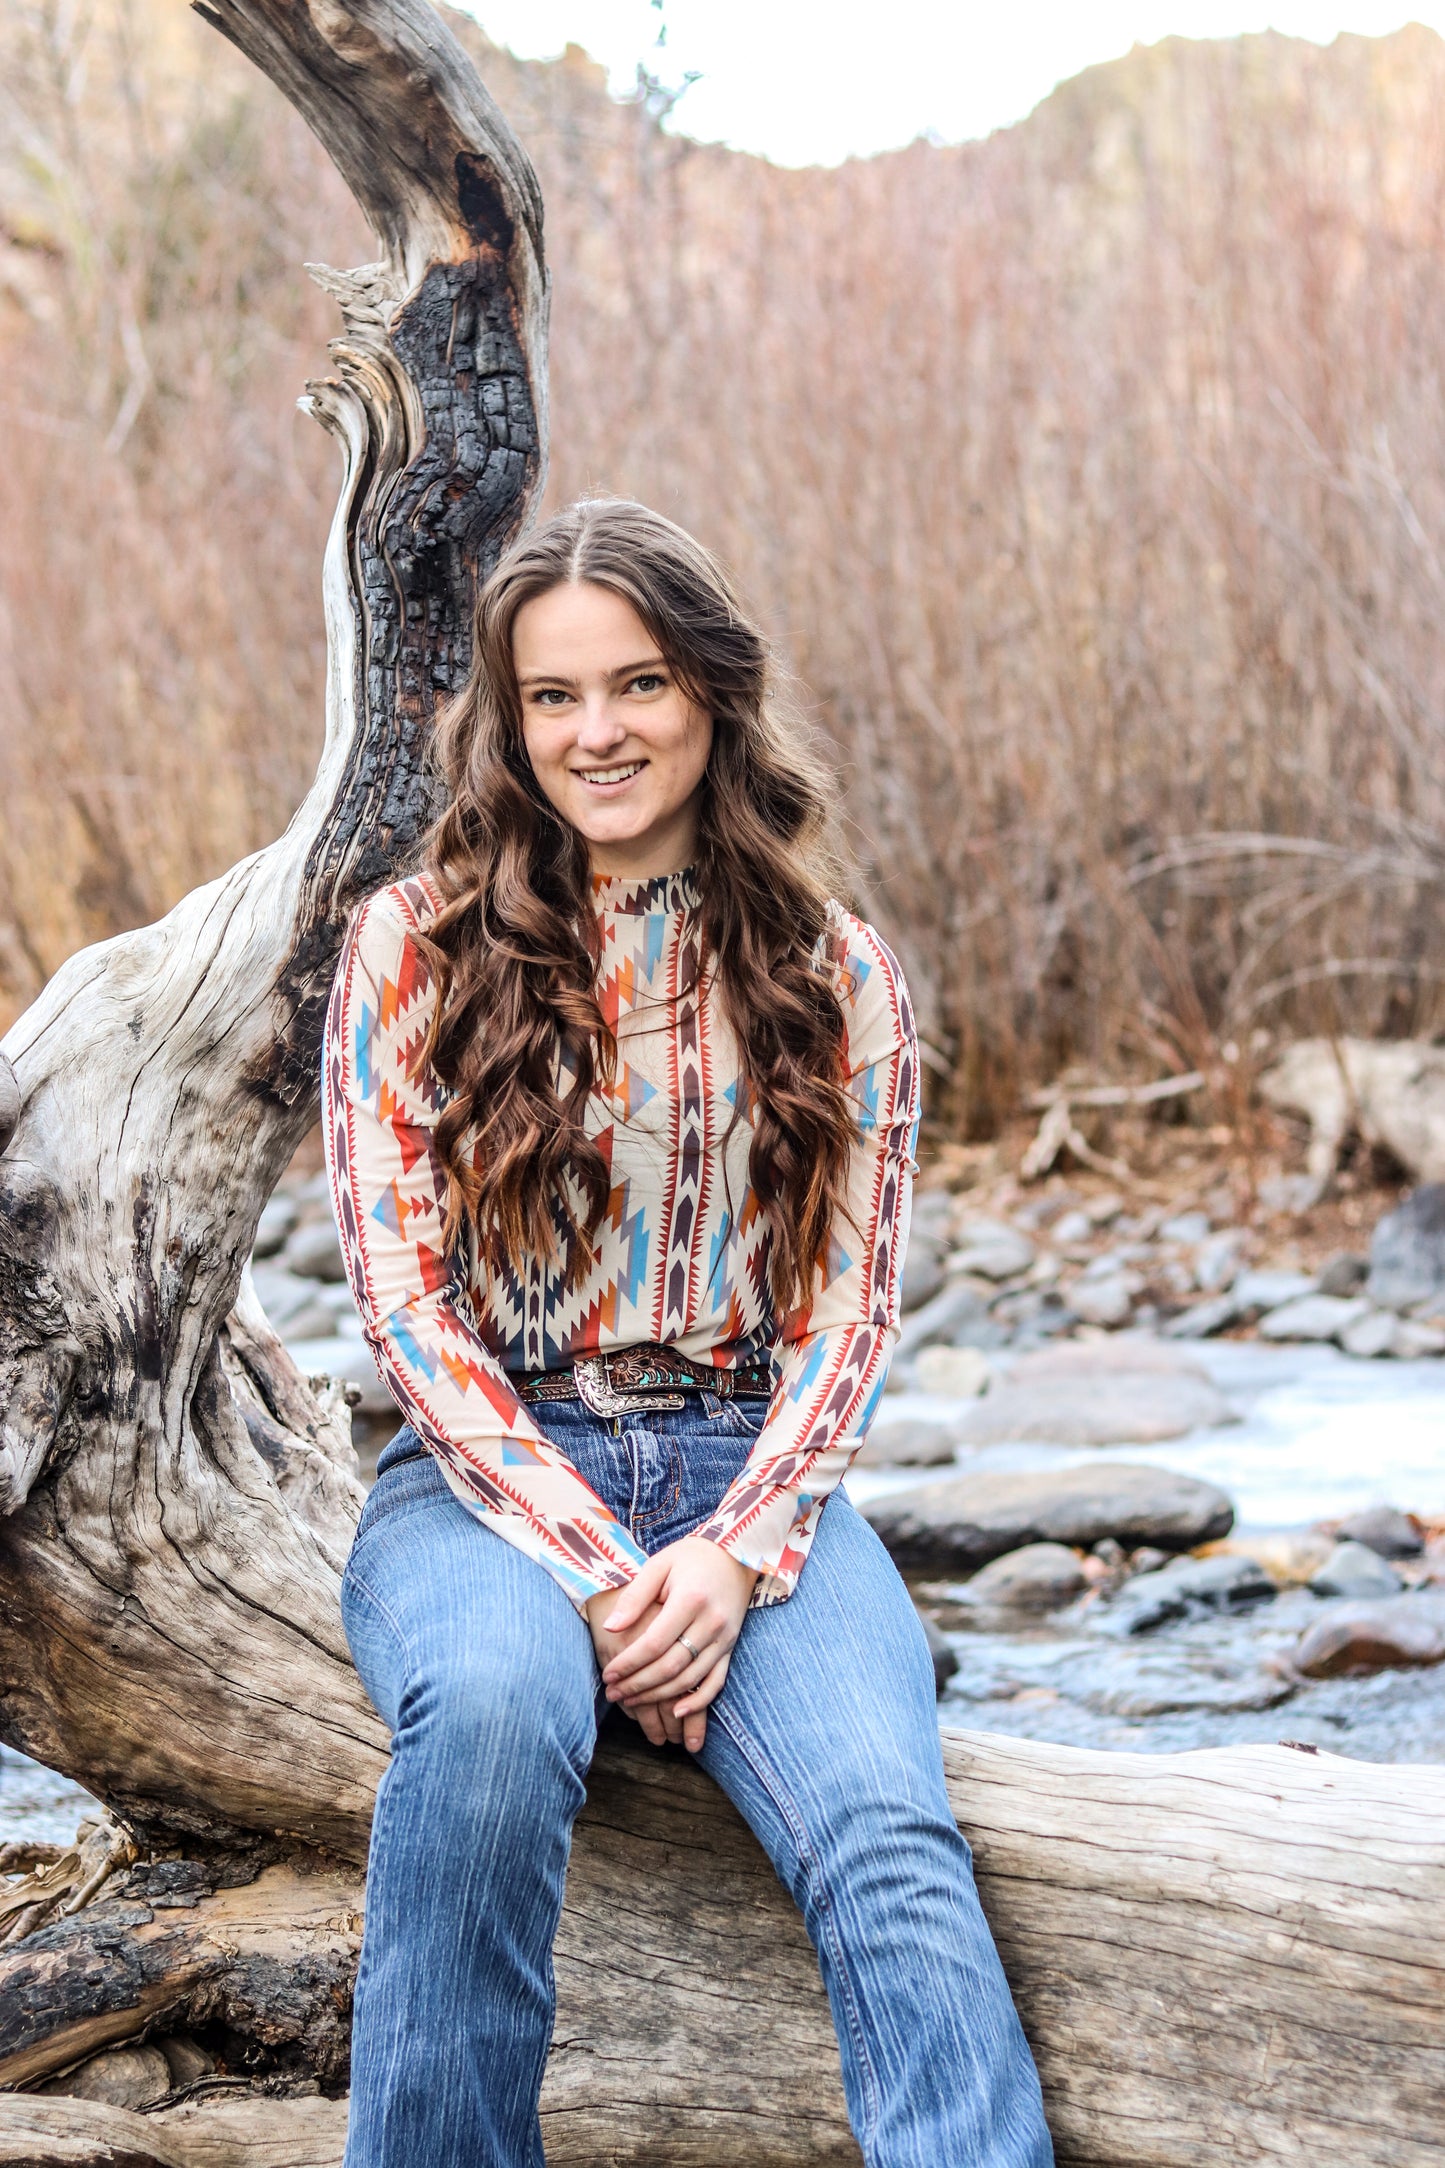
left=323, top=498, right=1053, bottom=2168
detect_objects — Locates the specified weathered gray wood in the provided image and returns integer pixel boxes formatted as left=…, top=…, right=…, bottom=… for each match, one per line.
left=0, top=2091, right=349, bottom=2167
left=6, top=1733, right=1443, bottom=2167
left=0, top=0, right=545, bottom=1853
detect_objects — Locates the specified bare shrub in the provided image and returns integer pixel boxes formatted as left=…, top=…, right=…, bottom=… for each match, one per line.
left=5, top=8, right=1445, bottom=1137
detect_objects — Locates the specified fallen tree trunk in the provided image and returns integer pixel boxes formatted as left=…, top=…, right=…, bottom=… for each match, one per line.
left=5, top=1732, right=1443, bottom=2167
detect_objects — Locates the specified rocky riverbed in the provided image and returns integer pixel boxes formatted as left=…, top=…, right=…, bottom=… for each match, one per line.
left=6, top=1155, right=1445, bottom=1845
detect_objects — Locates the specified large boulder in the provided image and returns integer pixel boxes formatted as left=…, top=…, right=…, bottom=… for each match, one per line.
left=1367, top=1183, right=1445, bottom=1311
left=952, top=1342, right=1236, bottom=1447
left=862, top=1460, right=1234, bottom=1574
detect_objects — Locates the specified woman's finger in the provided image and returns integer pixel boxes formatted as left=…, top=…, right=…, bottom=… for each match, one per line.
left=611, top=1634, right=716, bottom=1704
left=682, top=1707, right=708, bottom=1753
left=671, top=1653, right=731, bottom=1720
left=632, top=1700, right=669, bottom=1748
left=601, top=1553, right=669, bottom=1635
left=603, top=1590, right=724, bottom=1684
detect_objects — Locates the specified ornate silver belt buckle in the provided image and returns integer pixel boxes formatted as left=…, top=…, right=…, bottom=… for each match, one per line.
left=572, top=1357, right=684, bottom=1417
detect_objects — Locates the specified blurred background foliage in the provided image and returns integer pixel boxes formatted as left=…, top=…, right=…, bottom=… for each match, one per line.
left=4, top=0, right=1445, bottom=1138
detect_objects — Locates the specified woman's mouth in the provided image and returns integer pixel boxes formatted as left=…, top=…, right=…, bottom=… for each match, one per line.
left=574, top=760, right=646, bottom=791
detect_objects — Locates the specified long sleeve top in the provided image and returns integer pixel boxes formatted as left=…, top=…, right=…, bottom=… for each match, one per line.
left=322, top=865, right=919, bottom=1613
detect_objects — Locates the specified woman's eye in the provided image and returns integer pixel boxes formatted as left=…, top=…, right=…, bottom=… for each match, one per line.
left=629, top=673, right=665, bottom=694
left=532, top=687, right=571, bottom=706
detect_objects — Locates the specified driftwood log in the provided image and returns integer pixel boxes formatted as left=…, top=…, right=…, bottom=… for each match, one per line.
left=0, top=1733, right=1441, bottom=2166
left=0, top=2, right=1443, bottom=2164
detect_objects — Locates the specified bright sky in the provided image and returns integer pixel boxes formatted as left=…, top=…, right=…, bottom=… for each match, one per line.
left=461, top=1, right=1445, bottom=165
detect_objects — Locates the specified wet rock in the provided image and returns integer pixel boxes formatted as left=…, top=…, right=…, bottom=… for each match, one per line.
left=1335, top=1505, right=1424, bottom=1558
left=1065, top=1273, right=1140, bottom=1328
left=918, top=1612, right=958, bottom=1696
left=949, top=1219, right=1036, bottom=1282
left=253, top=1194, right=298, bottom=1260
left=1309, top=1540, right=1403, bottom=1600
left=1366, top=1182, right=1445, bottom=1311
left=1395, top=1317, right=1445, bottom=1356
left=914, top=1345, right=992, bottom=1398
left=1257, top=1294, right=1371, bottom=1343
left=40, top=2043, right=171, bottom=2109
left=895, top=1280, right=1004, bottom=1361
left=1100, top=1552, right=1276, bottom=1636
left=283, top=1217, right=348, bottom=1283
left=900, top=1238, right=946, bottom=1313
left=1318, top=1252, right=1368, bottom=1297
left=1294, top=1594, right=1445, bottom=1678
left=964, top=1542, right=1089, bottom=1611
left=855, top=1417, right=960, bottom=1468
left=953, top=1363, right=1236, bottom=1447
left=863, top=1460, right=1234, bottom=1573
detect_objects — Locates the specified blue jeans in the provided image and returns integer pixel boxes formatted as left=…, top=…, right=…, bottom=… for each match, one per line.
left=341, top=1396, right=1052, bottom=2168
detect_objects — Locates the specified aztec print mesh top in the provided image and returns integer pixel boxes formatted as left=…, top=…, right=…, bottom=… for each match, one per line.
left=322, top=865, right=920, bottom=1614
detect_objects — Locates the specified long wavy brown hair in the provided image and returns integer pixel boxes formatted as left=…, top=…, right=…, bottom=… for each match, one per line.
left=416, top=498, right=858, bottom=1316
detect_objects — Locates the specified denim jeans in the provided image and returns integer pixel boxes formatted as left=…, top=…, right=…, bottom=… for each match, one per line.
left=341, top=1395, right=1053, bottom=2168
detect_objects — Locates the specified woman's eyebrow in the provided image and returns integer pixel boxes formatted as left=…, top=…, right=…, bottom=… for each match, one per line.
left=517, top=656, right=667, bottom=689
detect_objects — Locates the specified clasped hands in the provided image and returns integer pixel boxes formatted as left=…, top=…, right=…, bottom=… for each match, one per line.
left=585, top=1536, right=758, bottom=1754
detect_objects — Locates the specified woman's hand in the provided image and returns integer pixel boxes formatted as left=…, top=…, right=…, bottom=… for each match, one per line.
left=586, top=1537, right=758, bottom=1753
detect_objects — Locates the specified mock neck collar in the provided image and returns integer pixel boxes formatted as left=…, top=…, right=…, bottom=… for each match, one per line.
left=589, top=865, right=700, bottom=916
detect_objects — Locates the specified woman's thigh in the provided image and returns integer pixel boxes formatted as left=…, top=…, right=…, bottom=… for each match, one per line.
left=341, top=1447, right=599, bottom=1776
left=696, top=1488, right=963, bottom=1897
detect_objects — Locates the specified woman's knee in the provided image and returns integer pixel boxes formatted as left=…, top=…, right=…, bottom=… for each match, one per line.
left=394, top=1641, right=597, bottom=1798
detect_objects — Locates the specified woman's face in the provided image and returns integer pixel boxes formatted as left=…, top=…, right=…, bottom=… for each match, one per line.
left=514, top=580, right=713, bottom=879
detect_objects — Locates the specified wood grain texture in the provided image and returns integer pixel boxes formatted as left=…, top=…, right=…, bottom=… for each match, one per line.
left=0, top=0, right=545, bottom=1854
left=0, top=2091, right=348, bottom=2167
left=5, top=1734, right=1443, bottom=2164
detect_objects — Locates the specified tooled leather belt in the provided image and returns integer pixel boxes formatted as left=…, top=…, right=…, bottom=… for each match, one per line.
left=516, top=1343, right=775, bottom=1417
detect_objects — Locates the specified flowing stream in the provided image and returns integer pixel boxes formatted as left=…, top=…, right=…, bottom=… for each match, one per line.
left=3, top=1340, right=1442, bottom=1844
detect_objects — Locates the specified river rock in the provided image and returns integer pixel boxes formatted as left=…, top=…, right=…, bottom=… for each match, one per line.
left=863, top=1460, right=1234, bottom=1573
left=253, top=1194, right=298, bottom=1260
left=952, top=1359, right=1236, bottom=1448
left=1160, top=1211, right=1211, bottom=1244
left=1162, top=1292, right=1243, bottom=1340
left=1367, top=1182, right=1445, bottom=1311
left=1318, top=1252, right=1368, bottom=1296
left=949, top=1219, right=1036, bottom=1281
left=900, top=1229, right=947, bottom=1313
left=1233, top=1267, right=1317, bottom=1312
left=964, top=1542, right=1089, bottom=1611
left=1257, top=1293, right=1371, bottom=1343
left=1294, top=1594, right=1445, bottom=1678
left=1100, top=1551, right=1276, bottom=1636
left=914, top=1345, right=992, bottom=1399
left=895, top=1280, right=1004, bottom=1361
left=1065, top=1273, right=1140, bottom=1328
left=854, top=1417, right=960, bottom=1468
left=1336, top=1505, right=1424, bottom=1558
left=1309, top=1540, right=1404, bottom=1600
left=283, top=1217, right=349, bottom=1283
left=250, top=1263, right=336, bottom=1341
left=1193, top=1230, right=1243, bottom=1292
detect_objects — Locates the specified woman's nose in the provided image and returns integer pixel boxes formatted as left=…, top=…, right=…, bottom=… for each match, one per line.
left=574, top=698, right=627, bottom=751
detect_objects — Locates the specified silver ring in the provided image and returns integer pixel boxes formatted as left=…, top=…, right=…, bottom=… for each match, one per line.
left=677, top=1634, right=701, bottom=1663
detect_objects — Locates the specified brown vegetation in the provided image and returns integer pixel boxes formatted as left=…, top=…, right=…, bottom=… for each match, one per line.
left=4, top=1, right=1445, bottom=1138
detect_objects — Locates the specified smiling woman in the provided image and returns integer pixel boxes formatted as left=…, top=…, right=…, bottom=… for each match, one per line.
left=321, top=496, right=1054, bottom=2167
left=515, top=580, right=714, bottom=876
